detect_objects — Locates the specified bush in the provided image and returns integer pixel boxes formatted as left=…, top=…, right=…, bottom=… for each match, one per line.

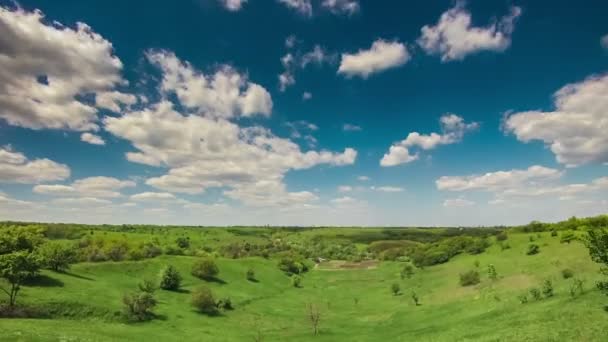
left=526, top=244, right=540, bottom=255
left=499, top=242, right=511, bottom=251
left=400, top=264, right=414, bottom=279
left=159, top=265, right=181, bottom=291
left=495, top=231, right=508, bottom=241
left=411, top=292, right=420, bottom=306
left=175, top=236, right=190, bottom=249
left=217, top=297, right=233, bottom=311
left=104, top=240, right=129, bottom=261
left=530, top=288, right=542, bottom=300
left=542, top=279, right=554, bottom=298
left=551, top=230, right=558, bottom=237
left=560, top=231, right=576, bottom=244
left=561, top=268, right=574, bottom=279
left=391, top=282, right=401, bottom=296
left=123, top=291, right=156, bottom=322
left=487, top=264, right=498, bottom=280
left=246, top=268, right=256, bottom=281
left=518, top=294, right=528, bottom=304
left=38, top=241, right=77, bottom=272
left=138, top=279, right=157, bottom=293
left=570, top=278, right=584, bottom=297
left=291, top=275, right=302, bottom=288
left=459, top=270, right=480, bottom=287
left=191, top=286, right=218, bottom=315
left=191, top=258, right=219, bottom=280
left=278, top=255, right=309, bottom=275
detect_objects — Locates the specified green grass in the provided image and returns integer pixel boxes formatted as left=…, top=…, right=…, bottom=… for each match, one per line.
left=1, top=231, right=607, bottom=341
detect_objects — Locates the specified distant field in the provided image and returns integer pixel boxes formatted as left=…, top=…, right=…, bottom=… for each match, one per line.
left=1, top=218, right=608, bottom=341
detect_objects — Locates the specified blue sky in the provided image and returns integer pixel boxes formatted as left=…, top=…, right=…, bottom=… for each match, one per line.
left=0, top=0, right=607, bottom=226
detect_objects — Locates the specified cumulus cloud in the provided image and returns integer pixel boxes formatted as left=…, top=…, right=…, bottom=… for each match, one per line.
left=503, top=74, right=608, bottom=166
left=601, top=34, right=608, bottom=50
left=418, top=3, right=522, bottom=61
left=147, top=50, right=272, bottom=119
left=104, top=53, right=357, bottom=207
left=80, top=133, right=105, bottom=145
left=338, top=40, right=410, bottom=78
left=380, top=114, right=478, bottom=167
left=278, top=45, right=334, bottom=92
left=371, top=186, right=404, bottom=193
left=0, top=6, right=126, bottom=131
left=34, top=176, right=135, bottom=198
left=357, top=176, right=370, bottom=181
left=321, top=0, right=359, bottom=16
left=277, top=0, right=312, bottom=17
left=338, top=185, right=353, bottom=193
left=0, top=147, right=70, bottom=183
left=130, top=192, right=176, bottom=202
left=219, top=0, right=247, bottom=11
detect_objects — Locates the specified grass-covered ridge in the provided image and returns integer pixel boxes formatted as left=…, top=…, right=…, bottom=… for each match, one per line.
left=1, top=216, right=608, bottom=341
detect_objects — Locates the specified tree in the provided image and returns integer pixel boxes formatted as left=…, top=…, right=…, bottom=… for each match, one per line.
left=191, top=258, right=219, bottom=280
left=291, top=275, right=302, bottom=288
left=459, top=270, right=480, bottom=286
left=411, top=291, right=420, bottom=306
left=526, top=244, right=540, bottom=255
left=246, top=268, right=256, bottom=282
left=542, top=280, right=554, bottom=298
left=191, top=286, right=218, bottom=315
left=175, top=236, right=190, bottom=249
left=307, top=303, right=321, bottom=335
left=138, top=278, right=157, bottom=293
left=123, top=291, right=157, bottom=321
left=585, top=229, right=608, bottom=296
left=0, top=228, right=42, bottom=307
left=38, top=241, right=77, bottom=272
left=159, top=265, right=181, bottom=291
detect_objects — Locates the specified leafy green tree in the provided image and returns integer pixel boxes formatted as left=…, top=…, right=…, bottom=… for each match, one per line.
left=159, top=265, right=182, bottom=291
left=526, top=244, right=540, bottom=255
left=0, top=228, right=43, bottom=307
left=191, top=286, right=218, bottom=315
left=487, top=264, right=498, bottom=281
left=542, top=280, right=554, bottom=298
left=38, top=241, right=77, bottom=272
left=411, top=291, right=420, bottom=306
left=191, top=258, right=219, bottom=280
left=291, top=275, right=302, bottom=288
left=561, top=268, right=574, bottom=279
left=400, top=264, right=414, bottom=279
left=391, top=282, right=401, bottom=296
left=585, top=229, right=608, bottom=297
left=246, top=268, right=256, bottom=282
left=529, top=288, right=542, bottom=300
left=175, top=236, right=190, bottom=249
left=138, top=278, right=157, bottom=293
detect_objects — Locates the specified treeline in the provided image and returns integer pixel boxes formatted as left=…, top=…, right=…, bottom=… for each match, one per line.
left=516, top=215, right=608, bottom=233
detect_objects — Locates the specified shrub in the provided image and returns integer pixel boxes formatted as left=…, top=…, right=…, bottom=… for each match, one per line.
left=560, top=231, right=576, bottom=244
left=526, top=244, right=540, bottom=255
left=518, top=294, right=528, bottom=304
left=38, top=241, right=77, bottom=272
left=104, top=240, right=129, bottom=261
left=191, top=258, right=219, bottom=280
left=529, top=236, right=535, bottom=242
left=542, top=279, right=554, bottom=298
left=411, top=292, right=420, bottom=306
left=291, top=275, right=302, bottom=288
left=465, top=239, right=490, bottom=255
left=175, top=236, right=190, bottom=249
left=391, top=282, right=401, bottom=296
left=473, top=260, right=480, bottom=268
left=246, top=268, right=256, bottom=282
left=191, top=286, right=218, bottom=315
left=123, top=291, right=156, bottom=322
left=159, top=265, right=181, bottom=291
left=400, top=264, right=414, bottom=279
left=551, top=230, right=558, bottom=237
left=459, top=270, right=480, bottom=287
left=499, top=242, right=511, bottom=251
left=495, top=231, right=508, bottom=241
left=138, top=279, right=157, bottom=293
left=530, top=288, right=542, bottom=300
left=278, top=255, right=309, bottom=275
left=561, top=268, right=574, bottom=279
left=217, top=297, right=233, bottom=311
left=487, top=264, right=498, bottom=280
left=570, top=278, right=584, bottom=297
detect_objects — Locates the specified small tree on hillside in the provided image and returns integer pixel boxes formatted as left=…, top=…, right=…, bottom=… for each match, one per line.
left=123, top=291, right=157, bottom=321
left=191, top=258, right=219, bottom=280
left=400, top=264, right=414, bottom=279
left=191, top=286, right=218, bottom=315
left=38, top=241, right=77, bottom=272
left=391, top=282, right=401, bottom=296
left=560, top=231, right=576, bottom=244
left=307, top=303, right=321, bottom=335
left=246, top=268, right=256, bottom=282
left=585, top=229, right=608, bottom=298
left=0, top=228, right=43, bottom=307
left=526, top=244, right=540, bottom=255
left=459, top=270, right=480, bottom=286
left=487, top=264, right=498, bottom=281
left=159, top=265, right=181, bottom=291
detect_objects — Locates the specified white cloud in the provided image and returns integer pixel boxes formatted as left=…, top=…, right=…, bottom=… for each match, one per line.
left=357, top=176, right=370, bottom=181
left=34, top=176, right=135, bottom=198
left=0, top=147, right=70, bottom=183
left=147, top=50, right=272, bottom=119
left=80, top=133, right=105, bottom=145
left=601, top=34, right=608, bottom=50
left=52, top=197, right=113, bottom=207
left=418, top=3, right=522, bottom=61
left=338, top=40, right=410, bottom=78
left=436, top=165, right=562, bottom=192
left=343, top=123, right=362, bottom=131
left=381, top=114, right=478, bottom=167
left=443, top=198, right=475, bottom=207
left=338, top=185, right=353, bottom=192
left=0, top=7, right=126, bottom=131
left=278, top=46, right=334, bottom=92
left=277, top=0, right=312, bottom=17
left=95, top=91, right=137, bottom=112
left=285, top=35, right=297, bottom=48
left=301, top=45, right=333, bottom=67
left=0, top=192, right=35, bottom=209
left=372, top=186, right=404, bottom=193
left=503, top=74, right=608, bottom=166
left=321, top=0, right=359, bottom=16
left=130, top=192, right=176, bottom=202
left=219, top=0, right=247, bottom=11
left=302, top=92, right=312, bottom=100
left=104, top=52, right=357, bottom=207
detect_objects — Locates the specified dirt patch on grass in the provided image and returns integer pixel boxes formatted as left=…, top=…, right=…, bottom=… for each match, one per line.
left=316, top=260, right=379, bottom=271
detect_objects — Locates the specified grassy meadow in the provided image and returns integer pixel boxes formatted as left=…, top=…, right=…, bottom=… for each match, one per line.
left=1, top=218, right=608, bottom=341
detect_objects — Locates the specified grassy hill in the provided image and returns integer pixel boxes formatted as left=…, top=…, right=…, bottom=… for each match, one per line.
left=1, top=222, right=608, bottom=341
